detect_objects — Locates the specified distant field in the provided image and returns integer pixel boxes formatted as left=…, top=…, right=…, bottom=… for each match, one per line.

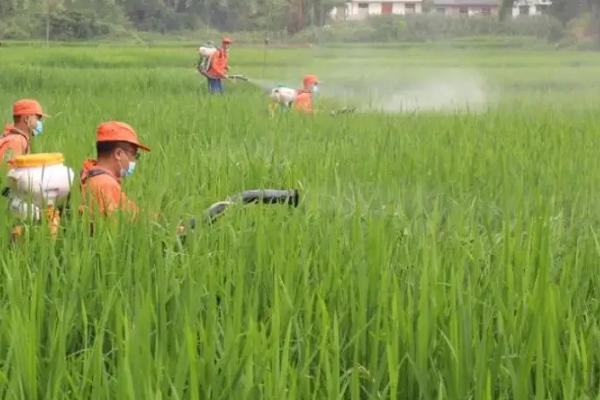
left=0, top=43, right=599, bottom=399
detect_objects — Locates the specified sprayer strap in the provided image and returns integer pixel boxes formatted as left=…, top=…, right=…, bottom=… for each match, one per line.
left=80, top=168, right=109, bottom=185
left=0, top=130, right=30, bottom=154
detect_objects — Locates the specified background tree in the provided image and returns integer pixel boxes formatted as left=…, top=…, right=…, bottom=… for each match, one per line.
left=498, top=0, right=513, bottom=21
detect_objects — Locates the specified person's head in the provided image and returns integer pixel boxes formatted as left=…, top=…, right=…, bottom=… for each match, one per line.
left=222, top=37, right=233, bottom=51
left=12, top=99, right=48, bottom=137
left=303, top=75, right=319, bottom=93
left=95, top=121, right=151, bottom=178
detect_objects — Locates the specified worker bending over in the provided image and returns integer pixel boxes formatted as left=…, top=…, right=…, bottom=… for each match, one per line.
left=294, top=75, right=320, bottom=114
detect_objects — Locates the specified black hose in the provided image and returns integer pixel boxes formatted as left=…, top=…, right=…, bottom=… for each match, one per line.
left=232, top=189, right=299, bottom=206
left=204, top=189, right=299, bottom=224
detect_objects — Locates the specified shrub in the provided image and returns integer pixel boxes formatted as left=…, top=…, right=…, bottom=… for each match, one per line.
left=294, top=14, right=565, bottom=43
left=0, top=18, right=31, bottom=40
left=46, top=10, right=111, bottom=40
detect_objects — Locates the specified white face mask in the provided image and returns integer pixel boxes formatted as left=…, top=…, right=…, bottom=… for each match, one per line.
left=33, top=120, right=43, bottom=136
left=120, top=161, right=136, bottom=178
left=312, top=85, right=319, bottom=95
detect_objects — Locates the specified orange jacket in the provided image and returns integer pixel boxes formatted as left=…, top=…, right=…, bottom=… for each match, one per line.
left=293, top=90, right=313, bottom=114
left=79, top=159, right=139, bottom=217
left=207, top=48, right=229, bottom=79
left=0, top=125, right=29, bottom=163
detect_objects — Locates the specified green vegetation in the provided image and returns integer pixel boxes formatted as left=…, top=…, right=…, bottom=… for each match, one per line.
left=1, top=0, right=598, bottom=46
left=0, top=43, right=599, bottom=398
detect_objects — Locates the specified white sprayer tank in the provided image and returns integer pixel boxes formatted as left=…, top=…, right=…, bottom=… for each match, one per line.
left=198, top=46, right=217, bottom=58
left=7, top=153, right=74, bottom=221
left=270, top=87, right=298, bottom=107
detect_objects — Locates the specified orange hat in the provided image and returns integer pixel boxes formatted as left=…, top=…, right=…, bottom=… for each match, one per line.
left=222, top=37, right=233, bottom=44
left=96, top=121, right=151, bottom=152
left=303, top=75, right=319, bottom=88
left=13, top=99, right=49, bottom=118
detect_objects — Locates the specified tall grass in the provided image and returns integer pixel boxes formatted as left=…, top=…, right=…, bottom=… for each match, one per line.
left=0, top=44, right=599, bottom=398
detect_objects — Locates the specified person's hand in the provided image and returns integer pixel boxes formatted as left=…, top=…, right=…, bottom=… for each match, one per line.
left=176, top=218, right=196, bottom=237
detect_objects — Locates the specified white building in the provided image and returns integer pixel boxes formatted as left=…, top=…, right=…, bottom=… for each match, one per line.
left=432, top=0, right=499, bottom=17
left=512, top=0, right=552, bottom=16
left=333, top=0, right=424, bottom=20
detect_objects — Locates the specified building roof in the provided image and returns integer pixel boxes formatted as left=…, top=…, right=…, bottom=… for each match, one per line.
left=513, top=0, right=552, bottom=4
left=433, top=0, right=498, bottom=5
left=347, top=0, right=423, bottom=3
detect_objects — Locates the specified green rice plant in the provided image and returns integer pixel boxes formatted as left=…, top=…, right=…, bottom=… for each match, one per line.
left=0, top=43, right=599, bottom=399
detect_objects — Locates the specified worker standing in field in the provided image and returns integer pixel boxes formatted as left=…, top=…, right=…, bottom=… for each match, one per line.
left=79, top=121, right=150, bottom=218
left=205, top=37, right=233, bottom=94
left=0, top=99, right=48, bottom=164
left=294, top=75, right=320, bottom=114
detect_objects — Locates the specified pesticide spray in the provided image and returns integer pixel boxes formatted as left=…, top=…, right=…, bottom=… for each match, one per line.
left=318, top=69, right=489, bottom=113
left=246, top=71, right=488, bottom=115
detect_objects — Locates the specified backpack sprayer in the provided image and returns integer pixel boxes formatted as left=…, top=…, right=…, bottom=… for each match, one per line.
left=270, top=86, right=298, bottom=108
left=196, top=45, right=248, bottom=81
left=5, top=153, right=74, bottom=238
left=196, top=45, right=217, bottom=77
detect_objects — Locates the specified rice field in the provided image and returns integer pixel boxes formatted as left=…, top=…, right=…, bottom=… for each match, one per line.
left=0, top=41, right=599, bottom=399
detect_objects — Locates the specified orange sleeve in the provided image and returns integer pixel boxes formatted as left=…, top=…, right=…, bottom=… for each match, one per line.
left=85, top=176, right=139, bottom=218
left=0, top=136, right=28, bottom=163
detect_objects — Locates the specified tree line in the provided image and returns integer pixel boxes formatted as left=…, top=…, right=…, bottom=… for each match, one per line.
left=0, top=0, right=343, bottom=38
left=0, top=0, right=598, bottom=42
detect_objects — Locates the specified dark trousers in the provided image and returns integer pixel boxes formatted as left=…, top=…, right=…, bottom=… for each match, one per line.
left=207, top=78, right=223, bottom=94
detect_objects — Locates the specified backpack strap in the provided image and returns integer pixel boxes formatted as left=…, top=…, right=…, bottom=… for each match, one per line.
left=0, top=130, right=30, bottom=155
left=80, top=168, right=109, bottom=185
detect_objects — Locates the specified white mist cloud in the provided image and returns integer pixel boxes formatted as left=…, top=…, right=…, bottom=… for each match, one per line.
left=322, top=69, right=490, bottom=113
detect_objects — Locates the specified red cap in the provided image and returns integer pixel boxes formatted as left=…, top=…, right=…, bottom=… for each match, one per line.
left=303, top=74, right=319, bottom=88
left=96, top=121, right=151, bottom=152
left=13, top=99, right=49, bottom=118
left=222, top=37, right=233, bottom=44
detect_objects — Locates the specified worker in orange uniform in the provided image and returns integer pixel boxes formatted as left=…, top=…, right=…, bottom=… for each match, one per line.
left=79, top=121, right=150, bottom=218
left=206, top=37, right=233, bottom=94
left=294, top=74, right=320, bottom=114
left=0, top=99, right=48, bottom=164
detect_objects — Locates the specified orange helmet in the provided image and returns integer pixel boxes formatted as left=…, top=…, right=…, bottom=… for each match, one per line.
left=222, top=37, right=233, bottom=45
left=13, top=99, right=49, bottom=118
left=303, top=74, right=319, bottom=89
left=96, top=121, right=151, bottom=152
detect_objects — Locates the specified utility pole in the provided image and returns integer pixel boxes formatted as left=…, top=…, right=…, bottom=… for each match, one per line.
left=262, top=37, right=269, bottom=79
left=46, top=0, right=50, bottom=45
left=299, top=0, right=304, bottom=30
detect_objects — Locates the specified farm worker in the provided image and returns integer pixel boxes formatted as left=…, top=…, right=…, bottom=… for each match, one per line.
left=79, top=121, right=150, bottom=218
left=294, top=75, right=320, bottom=114
left=0, top=99, right=48, bottom=164
left=205, top=37, right=232, bottom=94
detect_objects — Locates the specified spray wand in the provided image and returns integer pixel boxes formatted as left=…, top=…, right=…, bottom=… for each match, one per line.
left=176, top=189, right=300, bottom=241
